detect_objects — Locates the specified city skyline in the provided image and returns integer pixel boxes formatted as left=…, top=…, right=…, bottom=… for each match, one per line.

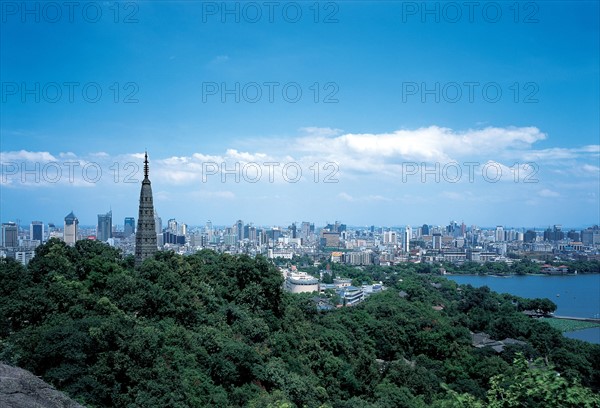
left=2, top=213, right=597, bottom=233
left=1, top=2, right=599, bottom=227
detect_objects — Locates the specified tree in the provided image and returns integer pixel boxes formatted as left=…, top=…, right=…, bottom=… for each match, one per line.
left=486, top=354, right=600, bottom=407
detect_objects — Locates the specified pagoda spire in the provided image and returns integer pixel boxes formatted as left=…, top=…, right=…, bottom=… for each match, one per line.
left=144, top=150, right=149, bottom=179
left=135, top=150, right=157, bottom=267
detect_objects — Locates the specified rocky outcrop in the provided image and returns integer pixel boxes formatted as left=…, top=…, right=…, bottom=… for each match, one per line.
left=0, top=363, right=84, bottom=408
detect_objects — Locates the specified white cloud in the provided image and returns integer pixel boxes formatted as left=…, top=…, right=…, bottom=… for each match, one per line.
left=209, top=55, right=229, bottom=65
left=59, top=152, right=77, bottom=158
left=157, top=170, right=199, bottom=184
left=191, top=190, right=235, bottom=199
left=225, top=149, right=270, bottom=162
left=206, top=191, right=235, bottom=199
left=299, top=127, right=343, bottom=137
left=582, top=164, right=600, bottom=174
left=1, top=150, right=57, bottom=162
left=520, top=145, right=600, bottom=161
left=294, top=126, right=546, bottom=163
left=538, top=189, right=560, bottom=198
left=0, top=126, right=596, bottom=196
left=337, top=192, right=391, bottom=202
left=191, top=152, right=224, bottom=162
left=441, top=191, right=464, bottom=200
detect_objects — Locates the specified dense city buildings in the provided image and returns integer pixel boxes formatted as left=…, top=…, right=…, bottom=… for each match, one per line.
left=1, top=152, right=599, bottom=270
left=2, top=214, right=600, bottom=269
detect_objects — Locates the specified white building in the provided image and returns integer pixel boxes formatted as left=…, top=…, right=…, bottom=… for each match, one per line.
left=285, top=271, right=319, bottom=293
left=383, top=231, right=397, bottom=245
left=404, top=226, right=412, bottom=252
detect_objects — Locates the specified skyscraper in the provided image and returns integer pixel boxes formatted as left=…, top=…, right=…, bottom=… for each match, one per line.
left=495, top=226, right=504, bottom=242
left=205, top=220, right=213, bottom=241
left=124, top=217, right=135, bottom=237
left=1, top=222, right=18, bottom=248
left=30, top=221, right=44, bottom=243
left=155, top=213, right=162, bottom=235
left=289, top=223, right=297, bottom=238
left=236, top=219, right=244, bottom=242
left=403, top=226, right=411, bottom=253
left=383, top=230, right=397, bottom=244
left=135, top=152, right=157, bottom=267
left=432, top=233, right=442, bottom=250
left=167, top=218, right=178, bottom=234
left=97, top=210, right=113, bottom=242
left=64, top=211, right=79, bottom=246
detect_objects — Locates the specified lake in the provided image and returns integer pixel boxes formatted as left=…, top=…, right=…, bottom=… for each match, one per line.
left=445, top=274, right=600, bottom=344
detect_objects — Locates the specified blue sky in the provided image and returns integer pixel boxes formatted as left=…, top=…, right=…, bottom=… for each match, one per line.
left=1, top=1, right=599, bottom=228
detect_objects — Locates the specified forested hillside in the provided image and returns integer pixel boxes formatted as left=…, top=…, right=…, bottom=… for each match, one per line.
left=1, top=239, right=598, bottom=407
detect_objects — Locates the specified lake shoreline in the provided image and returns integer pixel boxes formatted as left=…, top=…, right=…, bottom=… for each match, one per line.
left=445, top=274, right=600, bottom=344
left=443, top=273, right=600, bottom=277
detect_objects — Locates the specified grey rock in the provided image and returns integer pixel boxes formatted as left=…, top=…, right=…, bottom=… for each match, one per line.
left=0, top=363, right=85, bottom=408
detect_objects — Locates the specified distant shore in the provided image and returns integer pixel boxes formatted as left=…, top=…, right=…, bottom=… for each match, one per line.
left=443, top=272, right=600, bottom=277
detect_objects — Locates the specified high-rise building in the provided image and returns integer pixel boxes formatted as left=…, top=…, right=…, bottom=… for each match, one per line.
left=135, top=152, right=157, bottom=267
left=97, top=210, right=113, bottom=242
left=168, top=218, right=178, bottom=234
left=321, top=231, right=340, bottom=247
left=205, top=220, right=213, bottom=241
left=543, top=225, right=564, bottom=242
left=236, top=220, right=244, bottom=242
left=495, top=226, right=504, bottom=242
left=432, top=233, right=442, bottom=250
left=422, top=224, right=430, bottom=235
left=524, top=230, right=537, bottom=243
left=300, top=222, right=309, bottom=237
left=325, top=221, right=346, bottom=233
left=64, top=211, right=79, bottom=246
left=124, top=217, right=135, bottom=237
left=567, top=230, right=580, bottom=241
left=581, top=226, right=600, bottom=245
left=30, top=221, right=44, bottom=243
left=155, top=213, right=162, bottom=235
left=403, top=226, right=411, bottom=253
left=248, top=226, right=257, bottom=242
left=383, top=230, right=397, bottom=244
left=1, top=222, right=18, bottom=248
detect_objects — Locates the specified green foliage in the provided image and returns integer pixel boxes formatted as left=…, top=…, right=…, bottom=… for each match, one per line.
left=1, top=240, right=598, bottom=407
left=486, top=354, right=600, bottom=407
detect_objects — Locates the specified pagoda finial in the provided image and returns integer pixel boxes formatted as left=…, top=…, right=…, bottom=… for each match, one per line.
left=144, top=150, right=149, bottom=179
